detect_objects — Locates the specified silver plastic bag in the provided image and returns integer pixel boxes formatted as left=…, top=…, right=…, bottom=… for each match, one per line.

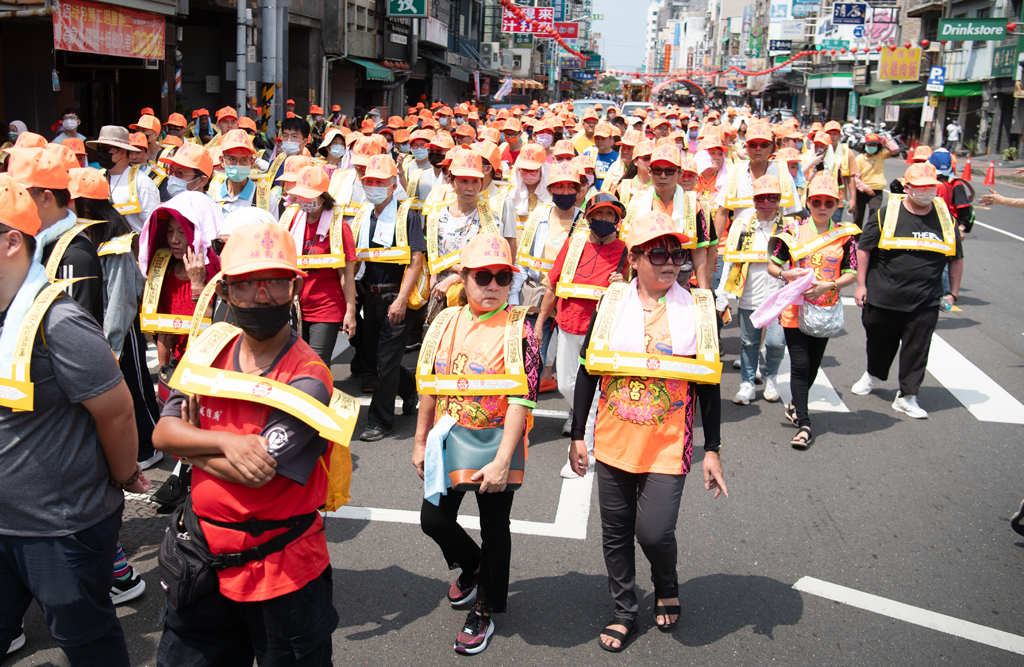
left=798, top=301, right=844, bottom=338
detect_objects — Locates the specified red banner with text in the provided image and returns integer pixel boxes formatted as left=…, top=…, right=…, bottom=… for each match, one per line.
left=53, top=0, right=165, bottom=60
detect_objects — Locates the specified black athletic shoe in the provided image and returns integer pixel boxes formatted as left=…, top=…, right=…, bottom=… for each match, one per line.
left=1012, top=499, right=1024, bottom=537
left=359, top=424, right=392, bottom=442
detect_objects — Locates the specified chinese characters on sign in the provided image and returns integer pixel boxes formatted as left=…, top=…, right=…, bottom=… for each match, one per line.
left=554, top=22, right=578, bottom=39
left=878, top=47, right=922, bottom=81
left=386, top=0, right=427, bottom=18
left=991, top=44, right=1017, bottom=79
left=53, top=0, right=165, bottom=59
left=501, top=6, right=555, bottom=34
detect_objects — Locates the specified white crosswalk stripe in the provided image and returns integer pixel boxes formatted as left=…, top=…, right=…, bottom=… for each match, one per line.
left=775, top=350, right=850, bottom=413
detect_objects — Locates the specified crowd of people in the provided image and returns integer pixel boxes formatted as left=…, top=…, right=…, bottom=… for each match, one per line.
left=0, top=96, right=969, bottom=663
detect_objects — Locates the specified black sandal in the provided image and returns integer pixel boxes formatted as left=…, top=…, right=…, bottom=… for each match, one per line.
left=654, top=603, right=681, bottom=632
left=598, top=618, right=638, bottom=653
left=791, top=426, right=812, bottom=449
left=785, top=403, right=798, bottom=426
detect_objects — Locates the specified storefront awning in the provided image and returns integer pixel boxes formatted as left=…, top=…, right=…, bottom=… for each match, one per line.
left=448, top=66, right=472, bottom=83
left=895, top=98, right=925, bottom=105
left=859, top=83, right=924, bottom=107
left=347, top=58, right=394, bottom=83
left=419, top=53, right=451, bottom=71
left=941, top=82, right=983, bottom=98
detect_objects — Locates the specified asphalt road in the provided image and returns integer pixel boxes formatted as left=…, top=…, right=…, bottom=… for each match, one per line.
left=9, top=157, right=1024, bottom=666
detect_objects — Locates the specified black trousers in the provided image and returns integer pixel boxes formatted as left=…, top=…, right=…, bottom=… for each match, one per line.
left=120, top=320, right=159, bottom=460
left=597, top=462, right=686, bottom=623
left=420, top=489, right=515, bottom=613
left=301, top=321, right=340, bottom=369
left=362, top=291, right=416, bottom=430
left=0, top=509, right=129, bottom=666
left=862, top=302, right=939, bottom=396
left=784, top=327, right=831, bottom=428
left=854, top=190, right=883, bottom=230
left=157, top=567, right=337, bottom=667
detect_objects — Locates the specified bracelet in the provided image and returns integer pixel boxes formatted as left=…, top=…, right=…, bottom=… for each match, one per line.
left=109, top=463, right=142, bottom=490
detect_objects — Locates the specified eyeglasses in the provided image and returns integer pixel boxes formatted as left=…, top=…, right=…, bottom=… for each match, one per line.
left=754, top=194, right=781, bottom=203
left=470, top=269, right=513, bottom=287
left=222, top=278, right=295, bottom=302
left=641, top=248, right=687, bottom=266
left=747, top=141, right=772, bottom=150
left=651, top=167, right=678, bottom=177
left=808, top=197, right=837, bottom=208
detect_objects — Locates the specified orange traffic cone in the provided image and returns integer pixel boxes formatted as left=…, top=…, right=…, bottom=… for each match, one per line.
left=983, top=160, right=995, bottom=186
left=961, top=157, right=972, bottom=181
left=905, top=148, right=915, bottom=165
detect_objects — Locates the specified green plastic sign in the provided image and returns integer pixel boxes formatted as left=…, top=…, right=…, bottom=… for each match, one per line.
left=387, top=0, right=427, bottom=18
left=938, top=18, right=1006, bottom=41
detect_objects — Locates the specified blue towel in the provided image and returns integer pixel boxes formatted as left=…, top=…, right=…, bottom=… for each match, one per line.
left=424, top=414, right=457, bottom=506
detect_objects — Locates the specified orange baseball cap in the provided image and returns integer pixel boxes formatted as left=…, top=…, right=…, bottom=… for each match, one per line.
left=502, top=118, right=522, bottom=133
left=220, top=222, right=307, bottom=278
left=63, top=138, right=87, bottom=157
left=478, top=127, right=501, bottom=144
left=807, top=173, right=841, bottom=199
left=471, top=141, right=501, bottom=173
left=14, top=133, right=48, bottom=149
left=634, top=139, right=655, bottom=159
left=548, top=161, right=580, bottom=186
left=449, top=150, right=484, bottom=178
left=617, top=129, right=644, bottom=147
left=68, top=167, right=110, bottom=200
left=823, top=120, right=842, bottom=133
left=697, top=132, right=726, bottom=152
left=332, top=105, right=341, bottom=112
left=238, top=117, right=257, bottom=133
left=129, top=132, right=149, bottom=150
left=350, top=137, right=382, bottom=166
left=393, top=128, right=411, bottom=144
left=387, top=115, right=405, bottom=130
left=593, top=122, right=614, bottom=138
left=130, top=115, right=162, bottom=134
left=219, top=129, right=255, bottom=155
left=460, top=232, right=520, bottom=273
left=752, top=175, right=781, bottom=196
left=362, top=154, right=398, bottom=181
left=649, top=117, right=671, bottom=130
left=454, top=124, right=477, bottom=139
left=582, top=109, right=600, bottom=121
left=276, top=156, right=313, bottom=183
left=429, top=133, right=455, bottom=151
left=552, top=139, right=575, bottom=158
left=626, top=210, right=689, bottom=251
left=161, top=135, right=184, bottom=148
left=310, top=105, right=324, bottom=116
left=903, top=162, right=940, bottom=187
left=289, top=166, right=331, bottom=199
left=911, top=145, right=933, bottom=163
left=161, top=142, right=214, bottom=178
left=774, top=147, right=802, bottom=164
left=165, top=113, right=188, bottom=128
left=650, top=143, right=681, bottom=167
left=745, top=123, right=773, bottom=144
left=216, top=106, right=238, bottom=122
left=45, top=143, right=80, bottom=171
left=286, top=99, right=295, bottom=106
left=6, top=147, right=70, bottom=190
left=515, top=144, right=547, bottom=170
left=410, top=129, right=433, bottom=143
left=680, top=155, right=698, bottom=175
left=0, top=174, right=42, bottom=236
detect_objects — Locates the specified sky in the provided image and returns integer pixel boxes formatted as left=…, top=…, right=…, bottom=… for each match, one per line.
left=591, top=0, right=650, bottom=72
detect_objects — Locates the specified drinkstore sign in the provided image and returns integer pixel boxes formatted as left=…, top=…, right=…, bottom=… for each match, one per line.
left=937, top=18, right=1006, bottom=41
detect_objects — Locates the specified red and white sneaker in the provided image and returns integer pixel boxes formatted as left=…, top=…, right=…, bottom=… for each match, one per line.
left=454, top=609, right=494, bottom=655
left=447, top=572, right=478, bottom=608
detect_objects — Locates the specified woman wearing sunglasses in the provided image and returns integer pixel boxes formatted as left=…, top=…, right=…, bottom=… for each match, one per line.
left=766, top=173, right=859, bottom=448
left=413, top=233, right=541, bottom=656
left=716, top=174, right=787, bottom=405
left=569, top=210, right=727, bottom=652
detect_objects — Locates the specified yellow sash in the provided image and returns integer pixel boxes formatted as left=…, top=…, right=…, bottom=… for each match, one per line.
left=170, top=323, right=359, bottom=447
left=97, top=232, right=138, bottom=257
left=415, top=305, right=530, bottom=395
left=773, top=222, right=860, bottom=261
left=584, top=283, right=721, bottom=383
left=279, top=205, right=350, bottom=269
left=554, top=222, right=610, bottom=300
left=724, top=214, right=777, bottom=264
left=44, top=220, right=104, bottom=280
left=147, top=161, right=167, bottom=187
left=187, top=272, right=222, bottom=348
left=620, top=187, right=697, bottom=248
left=723, top=163, right=796, bottom=210
left=139, top=248, right=212, bottom=335
left=328, top=169, right=364, bottom=217
left=111, top=166, right=142, bottom=215
left=265, top=152, right=288, bottom=184
left=426, top=197, right=501, bottom=275
left=208, top=174, right=273, bottom=212
left=0, top=279, right=84, bottom=411
left=350, top=202, right=412, bottom=264
left=406, top=170, right=425, bottom=210
left=879, top=195, right=956, bottom=256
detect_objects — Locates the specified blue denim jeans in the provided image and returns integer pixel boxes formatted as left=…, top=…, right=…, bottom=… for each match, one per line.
left=737, top=308, right=785, bottom=384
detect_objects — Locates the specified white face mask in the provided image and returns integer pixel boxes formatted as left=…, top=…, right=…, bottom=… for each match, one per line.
left=282, top=141, right=300, bottom=156
left=412, top=147, right=429, bottom=162
left=397, top=142, right=410, bottom=153
left=298, top=198, right=320, bottom=213
left=365, top=185, right=390, bottom=205
left=535, top=133, right=553, bottom=148
left=586, top=173, right=595, bottom=186
left=63, top=118, right=79, bottom=132
left=455, top=117, right=465, bottom=126
left=330, top=144, right=345, bottom=158
left=907, top=187, right=936, bottom=205
left=520, top=170, right=541, bottom=185
left=439, top=117, right=450, bottom=127
left=166, top=175, right=191, bottom=197
left=386, top=141, right=394, bottom=153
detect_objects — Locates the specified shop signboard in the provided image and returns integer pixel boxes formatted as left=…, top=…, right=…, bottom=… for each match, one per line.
left=53, top=0, right=165, bottom=59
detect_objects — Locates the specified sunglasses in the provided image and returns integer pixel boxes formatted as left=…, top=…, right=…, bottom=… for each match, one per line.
left=808, top=197, right=837, bottom=208
left=470, top=269, right=513, bottom=287
left=651, top=167, right=678, bottom=177
left=747, top=141, right=772, bottom=150
left=642, top=248, right=687, bottom=266
left=754, top=194, right=781, bottom=203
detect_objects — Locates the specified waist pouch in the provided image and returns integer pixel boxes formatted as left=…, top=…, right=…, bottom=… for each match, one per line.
left=444, top=424, right=525, bottom=492
left=158, top=496, right=317, bottom=609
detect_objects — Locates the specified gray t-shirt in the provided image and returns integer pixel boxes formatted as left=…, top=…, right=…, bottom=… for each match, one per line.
left=0, top=295, right=125, bottom=536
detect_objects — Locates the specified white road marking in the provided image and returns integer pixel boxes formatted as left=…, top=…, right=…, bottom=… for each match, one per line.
left=926, top=334, right=1024, bottom=424
left=793, top=576, right=1024, bottom=656
left=973, top=220, right=1024, bottom=243
left=327, top=472, right=595, bottom=540
left=775, top=350, right=850, bottom=413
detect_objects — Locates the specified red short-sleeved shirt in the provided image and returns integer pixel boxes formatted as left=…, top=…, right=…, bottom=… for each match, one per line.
left=548, top=237, right=626, bottom=335
left=157, top=267, right=195, bottom=362
left=297, top=211, right=357, bottom=322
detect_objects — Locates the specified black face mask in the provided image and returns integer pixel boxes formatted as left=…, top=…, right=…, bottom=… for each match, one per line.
left=552, top=193, right=577, bottom=210
left=231, top=302, right=291, bottom=341
left=96, top=150, right=116, bottom=170
left=428, top=152, right=445, bottom=167
left=590, top=220, right=618, bottom=238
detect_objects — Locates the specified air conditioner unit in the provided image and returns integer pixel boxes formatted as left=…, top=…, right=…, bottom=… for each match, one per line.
left=480, top=42, right=501, bottom=67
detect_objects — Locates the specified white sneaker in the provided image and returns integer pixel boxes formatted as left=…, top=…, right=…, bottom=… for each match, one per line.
left=893, top=393, right=928, bottom=419
left=560, top=454, right=595, bottom=478
left=851, top=372, right=881, bottom=396
left=732, top=358, right=741, bottom=369
left=138, top=450, right=163, bottom=471
left=733, top=382, right=756, bottom=405
left=110, top=567, right=146, bottom=605
left=6, top=632, right=24, bottom=655
left=763, top=375, right=780, bottom=402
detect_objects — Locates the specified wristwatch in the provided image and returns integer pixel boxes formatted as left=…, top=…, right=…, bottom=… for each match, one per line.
left=109, top=463, right=142, bottom=490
